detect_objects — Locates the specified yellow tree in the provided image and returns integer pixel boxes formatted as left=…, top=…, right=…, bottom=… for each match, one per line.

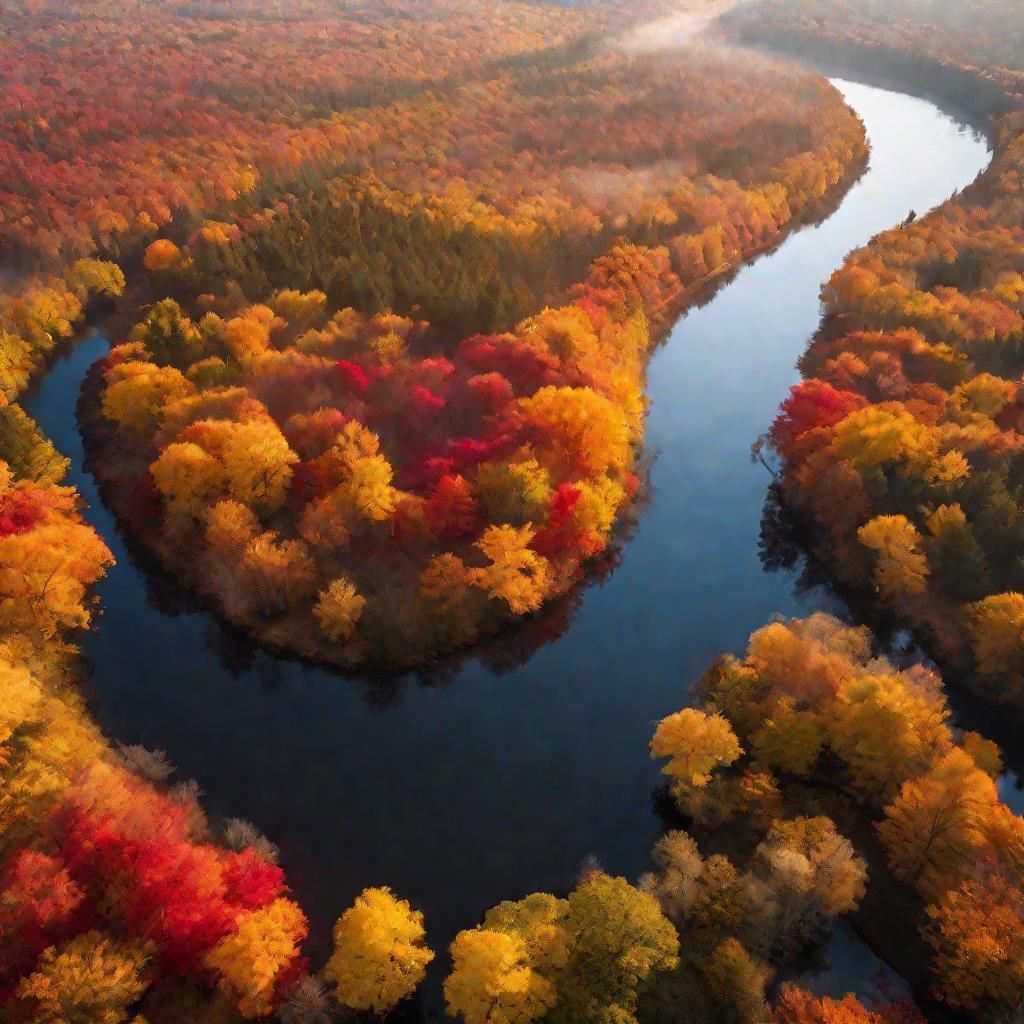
left=0, top=475, right=114, bottom=639
left=149, top=441, right=225, bottom=522
left=343, top=453, right=398, bottom=523
left=857, top=514, right=929, bottom=600
left=829, top=667, right=950, bottom=799
left=101, top=361, right=195, bottom=435
left=314, top=577, right=366, bottom=641
left=324, top=887, right=434, bottom=1013
left=241, top=533, right=316, bottom=615
left=518, top=385, right=631, bottom=476
left=221, top=419, right=298, bottom=514
left=66, top=259, right=126, bottom=301
left=17, top=931, right=149, bottom=1024
left=751, top=697, right=824, bottom=778
left=473, top=524, right=550, bottom=615
left=205, top=499, right=260, bottom=553
left=968, top=592, right=1024, bottom=679
left=223, top=307, right=277, bottom=360
left=475, top=456, right=552, bottom=527
left=445, top=929, right=555, bottom=1024
left=204, top=898, right=307, bottom=1019
left=0, top=655, right=42, bottom=745
left=650, top=708, right=741, bottom=790
left=483, top=892, right=572, bottom=980
left=272, top=289, right=328, bottom=327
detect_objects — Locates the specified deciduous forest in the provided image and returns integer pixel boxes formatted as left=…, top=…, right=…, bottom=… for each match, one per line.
left=1, top=1, right=1023, bottom=1022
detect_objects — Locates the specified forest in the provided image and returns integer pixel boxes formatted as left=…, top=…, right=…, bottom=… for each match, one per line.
left=1, top=0, right=1023, bottom=1022
left=79, top=42, right=864, bottom=667
left=727, top=0, right=1024, bottom=716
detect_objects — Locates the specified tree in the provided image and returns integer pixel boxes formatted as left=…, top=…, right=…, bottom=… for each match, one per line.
left=101, top=361, right=195, bottom=435
left=554, top=873, right=679, bottom=1024
left=876, top=749, right=996, bottom=902
left=314, top=577, right=366, bottom=641
left=129, top=299, right=205, bottom=368
left=224, top=310, right=274, bottom=360
left=241, top=533, right=316, bottom=615
left=445, top=928, right=555, bottom=1024
left=143, top=238, right=185, bottom=273
left=857, top=515, right=929, bottom=600
left=751, top=698, right=823, bottom=778
left=772, top=985, right=924, bottom=1024
left=750, top=817, right=866, bottom=953
left=150, top=441, right=225, bottom=521
left=483, top=892, right=572, bottom=979
left=650, top=708, right=741, bottom=790
left=0, top=473, right=114, bottom=639
left=66, top=259, right=126, bottom=301
left=272, top=289, right=327, bottom=327
left=924, top=503, right=986, bottom=596
left=0, top=656, right=42, bottom=745
left=829, top=666, right=950, bottom=799
left=519, top=385, right=631, bottom=476
left=968, top=592, right=1024, bottom=680
left=926, top=877, right=1024, bottom=1014
left=476, top=456, right=552, bottom=527
left=426, top=474, right=478, bottom=538
left=473, top=524, right=550, bottom=615
left=205, top=499, right=260, bottom=553
left=220, top=419, right=298, bottom=514
left=696, top=939, right=770, bottom=1024
left=17, top=931, right=149, bottom=1024
left=341, top=453, right=397, bottom=523
left=204, top=898, right=307, bottom=1019
left=324, top=887, right=433, bottom=1014
left=640, top=830, right=704, bottom=925
left=0, top=849, right=84, bottom=973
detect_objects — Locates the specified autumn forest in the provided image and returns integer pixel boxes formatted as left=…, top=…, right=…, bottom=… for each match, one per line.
left=1, top=1, right=1024, bottom=1023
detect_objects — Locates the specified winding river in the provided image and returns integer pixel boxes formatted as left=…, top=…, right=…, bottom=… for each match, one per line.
left=23, top=78, right=991, bottom=1006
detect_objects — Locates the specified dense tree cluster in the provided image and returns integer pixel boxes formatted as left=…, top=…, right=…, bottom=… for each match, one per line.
left=652, top=613, right=1024, bottom=1020
left=0, top=441, right=320, bottom=1021
left=84, top=41, right=865, bottom=667
left=0, top=0, right=617, bottom=273
left=183, top=47, right=866, bottom=334
left=0, top=260, right=125, bottom=404
left=89, top=272, right=652, bottom=665
left=728, top=0, right=1024, bottom=713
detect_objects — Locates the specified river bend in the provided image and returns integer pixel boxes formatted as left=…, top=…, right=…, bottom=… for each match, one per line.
left=23, top=78, right=991, bottom=1002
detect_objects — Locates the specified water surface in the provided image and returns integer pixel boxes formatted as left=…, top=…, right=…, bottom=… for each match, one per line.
left=24, top=79, right=991, bottom=1004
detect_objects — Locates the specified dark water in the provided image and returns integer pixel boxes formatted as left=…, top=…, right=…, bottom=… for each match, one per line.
left=23, top=79, right=990, bottom=1005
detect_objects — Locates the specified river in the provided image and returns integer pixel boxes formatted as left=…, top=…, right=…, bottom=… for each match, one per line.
left=23, top=78, right=991, bottom=1008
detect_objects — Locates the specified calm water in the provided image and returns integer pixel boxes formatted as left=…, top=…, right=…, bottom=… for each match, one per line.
left=24, top=79, right=990, bottom=1006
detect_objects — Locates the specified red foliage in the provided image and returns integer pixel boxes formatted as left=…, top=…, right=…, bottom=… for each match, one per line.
left=0, top=489, right=46, bottom=537
left=409, top=384, right=446, bottom=415
left=336, top=359, right=371, bottom=394
left=49, top=774, right=291, bottom=979
left=425, top=474, right=479, bottom=538
left=0, top=850, right=89, bottom=983
left=532, top=483, right=584, bottom=557
left=770, top=379, right=867, bottom=456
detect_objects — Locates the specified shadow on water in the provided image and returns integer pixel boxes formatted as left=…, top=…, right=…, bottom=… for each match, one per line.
left=21, top=78, right=991, bottom=1010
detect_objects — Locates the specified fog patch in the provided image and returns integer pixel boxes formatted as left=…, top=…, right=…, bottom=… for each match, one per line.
left=612, top=0, right=744, bottom=55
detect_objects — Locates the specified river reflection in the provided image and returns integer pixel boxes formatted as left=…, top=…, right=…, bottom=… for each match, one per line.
left=23, top=78, right=991, bottom=1009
